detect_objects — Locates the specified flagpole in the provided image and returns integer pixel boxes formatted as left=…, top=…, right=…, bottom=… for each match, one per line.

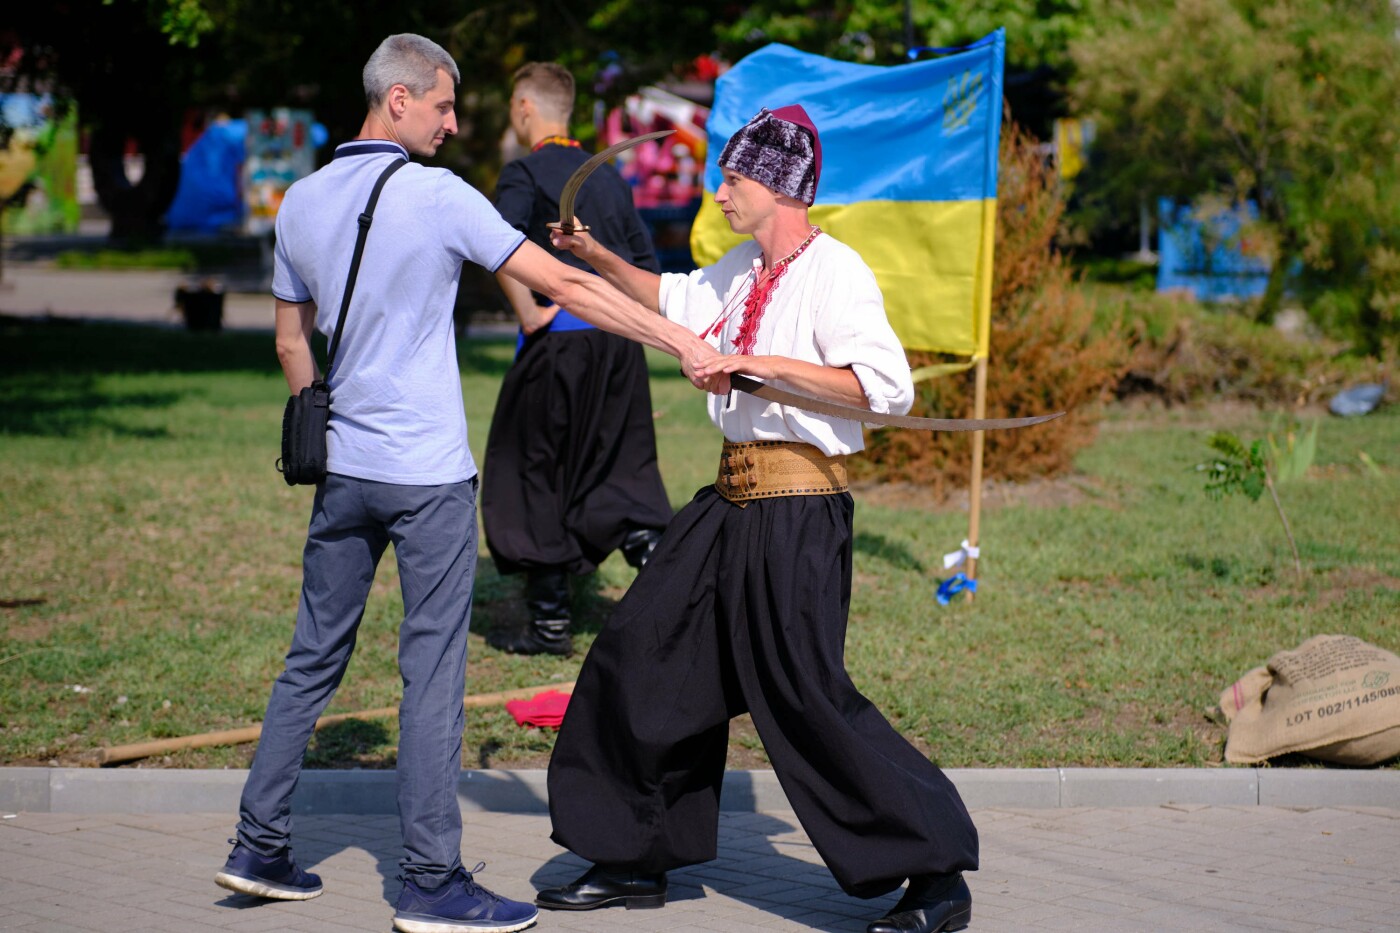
left=963, top=356, right=988, bottom=601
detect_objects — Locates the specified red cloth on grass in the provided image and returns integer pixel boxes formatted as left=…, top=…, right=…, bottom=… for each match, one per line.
left=504, top=689, right=572, bottom=729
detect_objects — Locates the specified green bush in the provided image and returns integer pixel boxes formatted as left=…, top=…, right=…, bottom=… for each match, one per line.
left=1071, top=0, right=1400, bottom=353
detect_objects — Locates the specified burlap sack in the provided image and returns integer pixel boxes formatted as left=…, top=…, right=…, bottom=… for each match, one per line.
left=1219, top=634, right=1400, bottom=766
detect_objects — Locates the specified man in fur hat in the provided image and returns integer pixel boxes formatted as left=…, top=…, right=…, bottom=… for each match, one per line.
left=536, top=105, right=980, bottom=933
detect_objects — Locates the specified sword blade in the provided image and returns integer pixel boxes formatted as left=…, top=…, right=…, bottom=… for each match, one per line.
left=729, top=374, right=1065, bottom=432
left=555, top=130, right=674, bottom=234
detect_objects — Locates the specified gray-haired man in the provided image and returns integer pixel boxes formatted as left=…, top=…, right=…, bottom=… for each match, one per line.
left=213, top=33, right=717, bottom=933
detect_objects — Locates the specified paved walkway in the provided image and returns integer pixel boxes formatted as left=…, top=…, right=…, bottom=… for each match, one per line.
left=0, top=266, right=276, bottom=330
left=3, top=803, right=1398, bottom=932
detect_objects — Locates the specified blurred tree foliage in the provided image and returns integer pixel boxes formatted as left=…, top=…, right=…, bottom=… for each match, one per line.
left=716, top=0, right=1095, bottom=71
left=4, top=0, right=1111, bottom=234
left=1070, top=0, right=1400, bottom=354
left=714, top=0, right=1100, bottom=136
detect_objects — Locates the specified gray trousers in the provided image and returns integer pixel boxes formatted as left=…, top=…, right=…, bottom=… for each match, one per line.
left=236, top=473, right=478, bottom=886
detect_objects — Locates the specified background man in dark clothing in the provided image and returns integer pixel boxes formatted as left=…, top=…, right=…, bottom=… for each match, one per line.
left=483, top=62, right=672, bottom=657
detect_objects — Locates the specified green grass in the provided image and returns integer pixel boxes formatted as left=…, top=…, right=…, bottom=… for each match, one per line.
left=52, top=240, right=265, bottom=274
left=54, top=249, right=200, bottom=272
left=2, top=318, right=1397, bottom=770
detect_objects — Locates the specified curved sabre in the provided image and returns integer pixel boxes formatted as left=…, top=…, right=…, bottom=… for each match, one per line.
left=729, top=374, right=1065, bottom=432
left=547, top=130, right=675, bottom=236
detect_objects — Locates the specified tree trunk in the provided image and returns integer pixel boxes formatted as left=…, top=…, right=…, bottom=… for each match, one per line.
left=89, top=120, right=182, bottom=244
left=1255, top=243, right=1293, bottom=325
left=1253, top=193, right=1295, bottom=325
left=1264, top=471, right=1303, bottom=584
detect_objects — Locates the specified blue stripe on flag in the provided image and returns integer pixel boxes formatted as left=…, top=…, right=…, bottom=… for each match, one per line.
left=704, top=30, right=1004, bottom=205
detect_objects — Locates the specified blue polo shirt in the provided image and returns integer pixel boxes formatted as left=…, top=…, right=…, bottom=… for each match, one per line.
left=273, top=141, right=525, bottom=485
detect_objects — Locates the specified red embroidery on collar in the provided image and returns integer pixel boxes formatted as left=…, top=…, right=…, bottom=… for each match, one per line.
left=732, top=227, right=822, bottom=355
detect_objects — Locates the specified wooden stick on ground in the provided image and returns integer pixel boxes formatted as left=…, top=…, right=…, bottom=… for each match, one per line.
left=96, top=681, right=575, bottom=766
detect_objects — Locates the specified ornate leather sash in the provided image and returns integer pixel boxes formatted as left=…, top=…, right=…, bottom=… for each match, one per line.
left=715, top=440, right=848, bottom=504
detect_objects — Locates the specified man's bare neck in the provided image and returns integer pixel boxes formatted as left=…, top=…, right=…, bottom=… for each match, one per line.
left=356, top=111, right=407, bottom=149
left=528, top=123, right=572, bottom=148
left=754, top=213, right=816, bottom=270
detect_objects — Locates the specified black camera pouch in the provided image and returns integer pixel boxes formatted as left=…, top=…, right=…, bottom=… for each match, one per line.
left=277, top=381, right=331, bottom=486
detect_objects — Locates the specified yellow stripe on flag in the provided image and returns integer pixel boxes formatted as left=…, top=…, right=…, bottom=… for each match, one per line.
left=691, top=197, right=996, bottom=360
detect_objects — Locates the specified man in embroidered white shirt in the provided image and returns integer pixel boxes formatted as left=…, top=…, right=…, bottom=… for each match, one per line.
left=539, top=105, right=980, bottom=933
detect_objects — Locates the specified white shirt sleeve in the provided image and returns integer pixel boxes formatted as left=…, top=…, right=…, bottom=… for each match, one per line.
left=811, top=248, right=915, bottom=416
left=659, top=243, right=761, bottom=338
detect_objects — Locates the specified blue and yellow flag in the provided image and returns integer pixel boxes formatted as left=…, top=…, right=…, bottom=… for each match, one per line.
left=691, top=31, right=1005, bottom=359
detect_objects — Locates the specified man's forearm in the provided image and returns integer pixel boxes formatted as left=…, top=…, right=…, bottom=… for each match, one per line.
left=276, top=341, right=318, bottom=394
left=580, top=241, right=663, bottom=312
left=498, top=241, right=720, bottom=389
left=553, top=271, right=693, bottom=359
left=773, top=359, right=868, bottom=408
left=498, top=242, right=687, bottom=357
left=274, top=299, right=319, bottom=393
left=495, top=271, right=556, bottom=334
left=700, top=354, right=869, bottom=408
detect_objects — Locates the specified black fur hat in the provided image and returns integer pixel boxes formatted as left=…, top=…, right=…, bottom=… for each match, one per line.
left=717, top=105, right=822, bottom=205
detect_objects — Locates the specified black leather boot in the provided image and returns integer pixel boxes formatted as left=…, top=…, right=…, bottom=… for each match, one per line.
left=535, top=864, right=667, bottom=911
left=486, top=617, right=572, bottom=656
left=525, top=568, right=571, bottom=620
left=485, top=569, right=573, bottom=656
left=620, top=528, right=662, bottom=569
left=866, top=873, right=971, bottom=933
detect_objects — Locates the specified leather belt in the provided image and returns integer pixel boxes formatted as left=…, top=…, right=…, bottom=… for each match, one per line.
left=715, top=440, right=848, bottom=505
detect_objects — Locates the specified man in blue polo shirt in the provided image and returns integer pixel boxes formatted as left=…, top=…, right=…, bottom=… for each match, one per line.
left=213, top=33, right=718, bottom=933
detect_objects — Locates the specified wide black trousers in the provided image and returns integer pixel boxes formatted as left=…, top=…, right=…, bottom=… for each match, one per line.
left=482, top=327, right=672, bottom=576
left=547, top=485, right=979, bottom=898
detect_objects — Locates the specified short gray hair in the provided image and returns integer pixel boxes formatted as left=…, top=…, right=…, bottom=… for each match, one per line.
left=363, top=34, right=460, bottom=107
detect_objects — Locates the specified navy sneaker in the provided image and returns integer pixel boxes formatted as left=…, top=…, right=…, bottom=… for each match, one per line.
left=393, top=863, right=538, bottom=932
left=214, top=838, right=324, bottom=900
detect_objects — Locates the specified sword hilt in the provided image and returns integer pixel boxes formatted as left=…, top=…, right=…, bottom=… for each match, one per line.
left=546, top=220, right=591, bottom=237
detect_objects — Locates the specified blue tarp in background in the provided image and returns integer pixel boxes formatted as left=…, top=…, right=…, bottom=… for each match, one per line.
left=166, top=118, right=327, bottom=233
left=1156, top=198, right=1272, bottom=302
left=166, top=119, right=246, bottom=233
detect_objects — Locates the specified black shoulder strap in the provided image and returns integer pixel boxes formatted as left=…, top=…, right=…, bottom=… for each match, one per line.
left=325, top=156, right=408, bottom=377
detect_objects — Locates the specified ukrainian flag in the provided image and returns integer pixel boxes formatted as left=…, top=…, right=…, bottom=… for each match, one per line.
left=691, top=31, right=1005, bottom=360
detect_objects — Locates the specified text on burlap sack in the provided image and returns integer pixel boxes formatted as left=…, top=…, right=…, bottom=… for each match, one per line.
left=1274, top=639, right=1394, bottom=709
left=1285, top=682, right=1400, bottom=727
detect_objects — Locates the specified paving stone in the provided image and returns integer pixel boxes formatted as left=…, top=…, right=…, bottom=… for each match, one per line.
left=3, top=913, right=102, bottom=930
left=2, top=802, right=1400, bottom=931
